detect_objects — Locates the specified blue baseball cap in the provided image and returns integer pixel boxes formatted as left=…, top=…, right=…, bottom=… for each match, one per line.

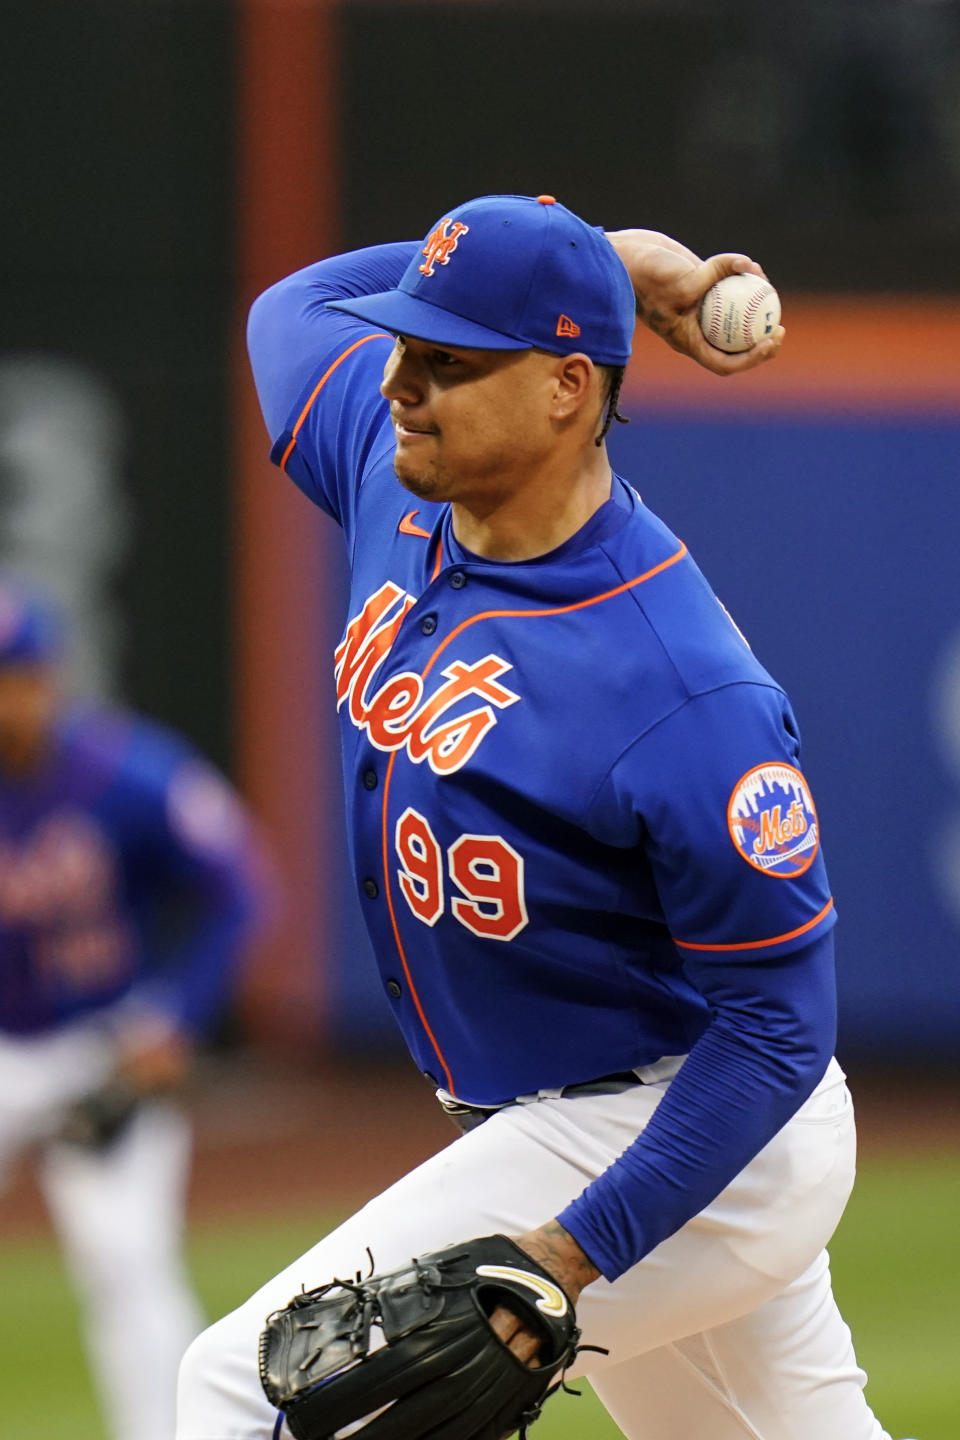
left=328, top=194, right=636, bottom=366
left=0, top=576, right=65, bottom=666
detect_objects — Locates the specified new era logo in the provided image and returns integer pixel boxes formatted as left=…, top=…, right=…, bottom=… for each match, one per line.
left=556, top=314, right=581, bottom=338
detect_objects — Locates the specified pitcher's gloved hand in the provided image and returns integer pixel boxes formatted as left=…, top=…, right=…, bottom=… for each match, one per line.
left=258, top=1234, right=583, bottom=1440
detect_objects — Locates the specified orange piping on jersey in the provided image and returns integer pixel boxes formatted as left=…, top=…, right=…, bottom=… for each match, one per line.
left=672, top=896, right=834, bottom=953
left=430, top=538, right=444, bottom=581
left=279, top=333, right=391, bottom=472
left=381, top=750, right=455, bottom=1092
left=420, top=542, right=687, bottom=681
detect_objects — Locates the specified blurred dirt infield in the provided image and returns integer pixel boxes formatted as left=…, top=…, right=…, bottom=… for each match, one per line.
left=2, top=1054, right=958, bottom=1237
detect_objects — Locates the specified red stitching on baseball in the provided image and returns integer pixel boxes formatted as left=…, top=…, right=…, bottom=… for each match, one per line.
left=742, top=283, right=772, bottom=343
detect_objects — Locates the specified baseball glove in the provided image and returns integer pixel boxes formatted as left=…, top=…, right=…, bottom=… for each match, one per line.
left=258, top=1233, right=583, bottom=1440
left=56, top=1080, right=142, bottom=1152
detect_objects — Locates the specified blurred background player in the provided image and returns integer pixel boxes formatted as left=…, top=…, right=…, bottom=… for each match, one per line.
left=0, top=574, right=267, bottom=1440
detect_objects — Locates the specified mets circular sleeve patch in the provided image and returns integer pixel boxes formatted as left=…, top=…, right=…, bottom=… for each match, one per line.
left=727, top=763, right=820, bottom=878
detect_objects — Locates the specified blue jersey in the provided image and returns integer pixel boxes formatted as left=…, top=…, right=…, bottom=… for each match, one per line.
left=248, top=243, right=839, bottom=1280
left=0, top=705, right=263, bottom=1038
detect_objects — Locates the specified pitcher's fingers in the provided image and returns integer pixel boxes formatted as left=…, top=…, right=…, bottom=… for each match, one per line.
left=488, top=1305, right=542, bottom=1367
left=676, top=252, right=767, bottom=308
left=692, top=322, right=786, bottom=375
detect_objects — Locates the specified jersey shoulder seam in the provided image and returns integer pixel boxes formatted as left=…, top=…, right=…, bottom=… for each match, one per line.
left=274, top=331, right=393, bottom=474
left=583, top=677, right=788, bottom=823
left=348, top=431, right=407, bottom=570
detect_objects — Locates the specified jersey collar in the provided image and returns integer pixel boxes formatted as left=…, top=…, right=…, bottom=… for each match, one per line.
left=443, top=474, right=637, bottom=568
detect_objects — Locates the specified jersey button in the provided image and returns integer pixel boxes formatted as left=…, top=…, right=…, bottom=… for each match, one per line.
left=363, top=878, right=379, bottom=899
left=385, top=979, right=402, bottom=998
left=420, top=614, right=437, bottom=635
left=449, top=570, right=466, bottom=590
left=362, top=769, right=378, bottom=790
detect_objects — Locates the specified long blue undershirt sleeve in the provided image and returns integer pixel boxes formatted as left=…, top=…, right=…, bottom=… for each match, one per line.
left=247, top=242, right=417, bottom=444
left=557, top=929, right=837, bottom=1280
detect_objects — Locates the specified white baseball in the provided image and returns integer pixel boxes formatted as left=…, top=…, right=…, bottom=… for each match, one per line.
left=698, top=273, right=781, bottom=353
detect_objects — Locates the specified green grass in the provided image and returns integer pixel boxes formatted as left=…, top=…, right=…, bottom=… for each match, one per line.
left=826, top=1154, right=960, bottom=1440
left=1, top=1154, right=957, bottom=1439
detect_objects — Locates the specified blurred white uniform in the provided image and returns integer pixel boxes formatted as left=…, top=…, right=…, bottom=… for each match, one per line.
left=0, top=1023, right=201, bottom=1440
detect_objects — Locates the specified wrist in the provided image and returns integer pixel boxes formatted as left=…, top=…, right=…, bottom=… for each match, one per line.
left=513, top=1220, right=601, bottom=1305
left=605, top=228, right=702, bottom=278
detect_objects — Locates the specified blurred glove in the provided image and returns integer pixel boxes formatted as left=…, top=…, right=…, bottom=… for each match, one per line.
left=57, top=1079, right=142, bottom=1151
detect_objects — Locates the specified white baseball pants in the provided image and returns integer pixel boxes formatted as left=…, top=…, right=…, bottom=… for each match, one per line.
left=177, top=1056, right=892, bottom=1440
left=0, top=1022, right=204, bottom=1440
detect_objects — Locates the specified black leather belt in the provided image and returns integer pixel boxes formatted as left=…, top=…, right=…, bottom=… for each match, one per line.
left=438, top=1070, right=646, bottom=1134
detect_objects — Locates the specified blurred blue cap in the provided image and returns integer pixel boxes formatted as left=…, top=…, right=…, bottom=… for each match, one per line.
left=328, top=194, right=635, bottom=366
left=0, top=576, right=65, bottom=666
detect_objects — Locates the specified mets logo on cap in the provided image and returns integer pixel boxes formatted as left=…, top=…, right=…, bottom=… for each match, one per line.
left=727, top=763, right=820, bottom=878
left=419, top=218, right=470, bottom=277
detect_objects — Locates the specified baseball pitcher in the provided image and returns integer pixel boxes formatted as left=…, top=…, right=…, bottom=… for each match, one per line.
left=176, top=197, right=910, bottom=1440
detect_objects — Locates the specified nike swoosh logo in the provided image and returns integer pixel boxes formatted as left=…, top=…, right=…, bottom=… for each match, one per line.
left=475, top=1264, right=569, bottom=1317
left=398, top=511, right=432, bottom=539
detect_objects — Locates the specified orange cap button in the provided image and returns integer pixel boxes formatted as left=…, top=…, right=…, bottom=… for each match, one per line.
left=536, top=194, right=556, bottom=205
